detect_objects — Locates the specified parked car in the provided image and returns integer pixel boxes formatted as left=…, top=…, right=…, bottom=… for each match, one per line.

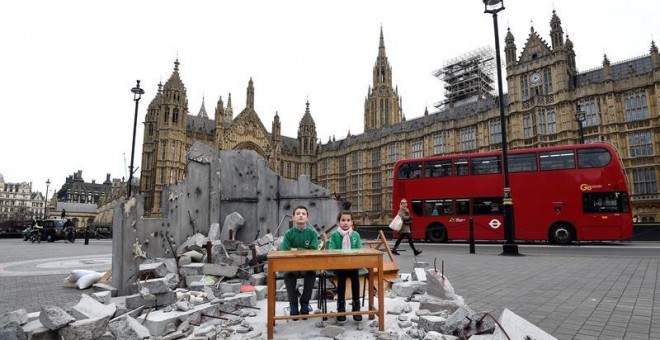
left=22, top=227, right=33, bottom=241
left=42, top=218, right=75, bottom=242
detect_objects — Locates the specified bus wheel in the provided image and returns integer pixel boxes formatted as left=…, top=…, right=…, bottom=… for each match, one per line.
left=426, top=225, right=448, bottom=243
left=549, top=224, right=574, bottom=245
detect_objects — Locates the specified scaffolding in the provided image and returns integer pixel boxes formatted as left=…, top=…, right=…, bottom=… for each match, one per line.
left=432, top=47, right=496, bottom=109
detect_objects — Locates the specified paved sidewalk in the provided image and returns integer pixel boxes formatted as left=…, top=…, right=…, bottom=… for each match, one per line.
left=0, top=239, right=657, bottom=339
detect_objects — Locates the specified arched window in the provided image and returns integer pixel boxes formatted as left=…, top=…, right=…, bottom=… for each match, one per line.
left=173, top=108, right=179, bottom=123
left=164, top=108, right=170, bottom=124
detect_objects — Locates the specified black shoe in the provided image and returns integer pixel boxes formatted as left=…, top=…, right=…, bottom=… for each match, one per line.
left=300, top=303, right=311, bottom=320
left=290, top=304, right=299, bottom=321
left=414, top=250, right=423, bottom=256
left=336, top=302, right=346, bottom=322
left=352, top=302, right=362, bottom=321
left=391, top=248, right=400, bottom=255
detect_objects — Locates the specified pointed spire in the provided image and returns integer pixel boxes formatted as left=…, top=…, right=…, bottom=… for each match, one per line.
left=246, top=78, right=255, bottom=109
left=378, top=25, right=386, bottom=57
left=424, top=107, right=429, bottom=116
left=651, top=40, right=658, bottom=53
left=226, top=93, right=233, bottom=118
left=198, top=96, right=208, bottom=118
left=174, top=58, right=180, bottom=72
left=550, top=10, right=564, bottom=50
left=565, top=34, right=573, bottom=49
left=550, top=10, right=561, bottom=25
left=505, top=27, right=515, bottom=43
left=157, top=81, right=163, bottom=93
left=603, top=54, right=610, bottom=66
left=300, top=99, right=315, bottom=127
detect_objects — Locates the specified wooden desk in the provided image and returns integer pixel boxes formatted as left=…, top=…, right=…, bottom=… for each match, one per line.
left=267, top=248, right=384, bottom=340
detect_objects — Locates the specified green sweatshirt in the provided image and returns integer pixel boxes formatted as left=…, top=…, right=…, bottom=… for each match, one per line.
left=327, top=229, right=362, bottom=250
left=280, top=225, right=319, bottom=250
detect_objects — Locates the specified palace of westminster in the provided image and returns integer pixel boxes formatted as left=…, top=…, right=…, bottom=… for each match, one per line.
left=140, top=11, right=660, bottom=224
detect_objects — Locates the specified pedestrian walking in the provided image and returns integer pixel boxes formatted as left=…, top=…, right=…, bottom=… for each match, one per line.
left=391, top=199, right=422, bottom=256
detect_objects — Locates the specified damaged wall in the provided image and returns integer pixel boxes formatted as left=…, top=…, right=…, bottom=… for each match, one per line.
left=113, top=142, right=340, bottom=295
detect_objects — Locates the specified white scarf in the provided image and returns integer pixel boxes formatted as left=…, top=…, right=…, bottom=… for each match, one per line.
left=338, top=227, right=353, bottom=250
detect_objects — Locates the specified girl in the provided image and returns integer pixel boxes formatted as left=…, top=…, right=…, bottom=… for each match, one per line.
left=392, top=199, right=422, bottom=256
left=327, top=211, right=362, bottom=322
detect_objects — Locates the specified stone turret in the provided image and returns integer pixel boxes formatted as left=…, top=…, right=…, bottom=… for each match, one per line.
left=549, top=10, right=564, bottom=50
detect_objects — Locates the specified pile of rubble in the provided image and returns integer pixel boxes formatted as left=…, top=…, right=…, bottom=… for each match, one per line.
left=0, top=212, right=556, bottom=339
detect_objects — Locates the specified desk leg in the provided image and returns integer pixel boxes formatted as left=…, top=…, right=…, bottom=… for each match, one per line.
left=368, top=268, right=375, bottom=320
left=378, top=259, right=384, bottom=331
left=267, top=262, right=275, bottom=340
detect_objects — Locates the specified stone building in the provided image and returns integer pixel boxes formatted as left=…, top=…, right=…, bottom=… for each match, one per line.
left=140, top=13, right=659, bottom=223
left=0, top=173, right=45, bottom=221
left=50, top=170, right=115, bottom=230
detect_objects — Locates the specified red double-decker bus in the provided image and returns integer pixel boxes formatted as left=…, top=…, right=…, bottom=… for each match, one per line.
left=392, top=143, right=632, bottom=244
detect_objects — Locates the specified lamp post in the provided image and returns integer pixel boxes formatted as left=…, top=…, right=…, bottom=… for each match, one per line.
left=575, top=109, right=586, bottom=144
left=483, top=0, right=519, bottom=255
left=128, top=80, right=145, bottom=198
left=44, top=178, right=50, bottom=219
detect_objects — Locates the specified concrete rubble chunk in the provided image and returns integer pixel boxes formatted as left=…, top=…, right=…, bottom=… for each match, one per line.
left=0, top=320, right=26, bottom=340
left=108, top=315, right=151, bottom=340
left=39, top=305, right=75, bottom=331
left=425, top=270, right=458, bottom=300
left=392, top=281, right=427, bottom=298
left=139, top=262, right=169, bottom=278
left=137, top=277, right=171, bottom=295
left=180, top=263, right=205, bottom=276
left=220, top=212, right=245, bottom=240
left=255, top=233, right=274, bottom=246
left=492, top=308, right=557, bottom=340
left=423, top=331, right=459, bottom=340
left=92, top=291, right=112, bottom=304
left=203, top=263, right=238, bottom=278
left=0, top=309, right=28, bottom=326
left=21, top=319, right=58, bottom=340
left=70, top=294, right=117, bottom=320
left=183, top=250, right=204, bottom=262
left=125, top=293, right=156, bottom=310
left=412, top=267, right=427, bottom=282
left=208, top=223, right=221, bottom=240
left=139, top=302, right=221, bottom=336
left=440, top=305, right=476, bottom=335
left=92, top=283, right=118, bottom=297
left=57, top=316, right=109, bottom=340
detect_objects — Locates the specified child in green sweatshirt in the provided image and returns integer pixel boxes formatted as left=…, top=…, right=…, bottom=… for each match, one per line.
left=280, top=205, right=318, bottom=319
left=327, top=211, right=362, bottom=322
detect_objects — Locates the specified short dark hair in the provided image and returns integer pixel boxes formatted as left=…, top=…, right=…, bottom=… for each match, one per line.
left=293, top=205, right=308, bottom=216
left=336, top=211, right=353, bottom=222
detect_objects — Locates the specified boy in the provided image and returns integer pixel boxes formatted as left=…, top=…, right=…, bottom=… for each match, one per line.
left=280, top=206, right=318, bottom=319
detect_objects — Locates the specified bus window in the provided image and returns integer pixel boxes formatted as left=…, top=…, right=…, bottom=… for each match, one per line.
left=398, top=162, right=423, bottom=179
left=455, top=158, right=469, bottom=176
left=411, top=200, right=424, bottom=216
left=456, top=198, right=470, bottom=215
left=473, top=197, right=504, bottom=214
left=578, top=148, right=611, bottom=168
left=425, top=159, right=452, bottom=177
left=425, top=199, right=453, bottom=215
left=582, top=192, right=630, bottom=213
left=508, top=153, right=538, bottom=172
left=540, top=150, right=575, bottom=170
left=471, top=156, right=502, bottom=175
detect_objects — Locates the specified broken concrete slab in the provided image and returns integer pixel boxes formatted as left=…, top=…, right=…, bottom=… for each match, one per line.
left=220, top=212, right=245, bottom=240
left=203, top=263, right=238, bottom=278
left=412, top=267, right=427, bottom=282
left=0, top=320, right=25, bottom=340
left=125, top=293, right=156, bottom=310
left=180, top=263, right=205, bottom=276
left=440, top=305, right=476, bottom=335
left=70, top=294, right=117, bottom=320
left=108, top=315, right=151, bottom=340
left=419, top=294, right=465, bottom=314
left=425, top=270, right=459, bottom=300
left=92, top=283, right=118, bottom=297
left=248, top=273, right=267, bottom=286
left=392, top=281, right=427, bottom=298
left=39, top=305, right=75, bottom=331
left=0, top=309, right=28, bottom=326
left=92, top=291, right=112, bottom=304
left=21, top=319, right=58, bottom=340
left=139, top=262, right=169, bottom=278
left=208, top=223, right=221, bottom=240
left=137, top=277, right=171, bottom=295
left=492, top=308, right=557, bottom=340
left=138, top=302, right=221, bottom=336
left=57, top=316, right=110, bottom=340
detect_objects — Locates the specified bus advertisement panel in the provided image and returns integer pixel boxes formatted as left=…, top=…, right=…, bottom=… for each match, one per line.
left=392, top=143, right=632, bottom=244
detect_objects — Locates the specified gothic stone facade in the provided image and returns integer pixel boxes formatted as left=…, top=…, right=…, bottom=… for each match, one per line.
left=141, top=15, right=660, bottom=223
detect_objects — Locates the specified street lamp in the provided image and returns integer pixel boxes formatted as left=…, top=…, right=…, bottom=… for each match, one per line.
left=128, top=80, right=145, bottom=198
left=575, top=108, right=586, bottom=144
left=44, top=178, right=50, bottom=219
left=483, top=0, right=519, bottom=255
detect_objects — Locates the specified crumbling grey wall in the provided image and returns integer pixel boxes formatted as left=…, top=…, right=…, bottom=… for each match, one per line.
left=112, top=142, right=340, bottom=295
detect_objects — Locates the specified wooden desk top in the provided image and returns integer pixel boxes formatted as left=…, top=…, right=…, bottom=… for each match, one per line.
left=268, top=248, right=382, bottom=259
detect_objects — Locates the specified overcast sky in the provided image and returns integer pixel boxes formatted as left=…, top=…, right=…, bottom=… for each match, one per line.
left=1, top=0, right=658, bottom=196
